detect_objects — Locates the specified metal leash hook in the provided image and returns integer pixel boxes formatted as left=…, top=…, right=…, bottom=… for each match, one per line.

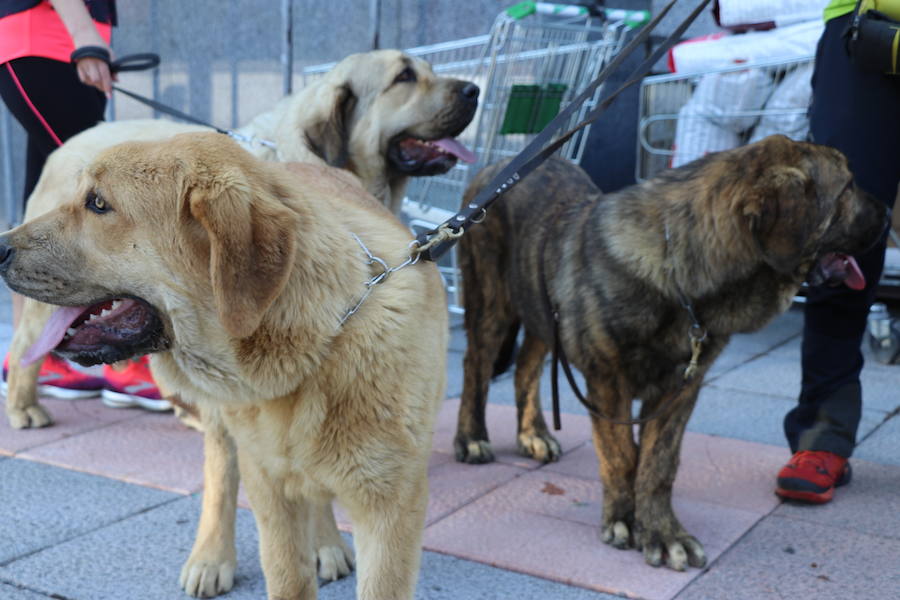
left=340, top=233, right=422, bottom=326
left=683, top=324, right=707, bottom=381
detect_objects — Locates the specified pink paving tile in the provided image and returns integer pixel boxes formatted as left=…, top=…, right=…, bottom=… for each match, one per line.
left=331, top=452, right=527, bottom=531
left=422, top=470, right=764, bottom=599
left=432, top=398, right=593, bottom=469
left=0, top=395, right=143, bottom=455
left=544, top=432, right=787, bottom=514
left=19, top=411, right=204, bottom=494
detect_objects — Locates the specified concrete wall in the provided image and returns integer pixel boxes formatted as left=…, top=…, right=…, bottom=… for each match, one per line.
left=0, top=0, right=718, bottom=226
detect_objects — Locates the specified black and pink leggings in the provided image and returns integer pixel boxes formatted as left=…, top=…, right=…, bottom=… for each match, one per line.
left=0, top=56, right=106, bottom=208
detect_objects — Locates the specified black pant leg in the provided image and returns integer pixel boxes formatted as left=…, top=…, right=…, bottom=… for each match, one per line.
left=784, top=14, right=900, bottom=457
left=0, top=56, right=106, bottom=205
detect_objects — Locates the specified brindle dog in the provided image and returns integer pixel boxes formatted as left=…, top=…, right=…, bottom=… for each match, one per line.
left=454, top=135, right=887, bottom=570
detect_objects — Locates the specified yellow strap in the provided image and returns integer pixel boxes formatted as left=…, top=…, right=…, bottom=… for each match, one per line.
left=893, top=26, right=900, bottom=74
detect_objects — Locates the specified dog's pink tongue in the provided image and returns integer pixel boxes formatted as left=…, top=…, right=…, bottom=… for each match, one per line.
left=844, top=255, right=866, bottom=290
left=21, top=305, right=87, bottom=366
left=433, top=138, right=477, bottom=163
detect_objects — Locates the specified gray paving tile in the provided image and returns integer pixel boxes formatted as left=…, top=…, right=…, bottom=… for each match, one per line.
left=0, top=582, right=51, bottom=599
left=446, top=349, right=464, bottom=398
left=713, top=348, right=900, bottom=416
left=705, top=354, right=801, bottom=399
left=448, top=322, right=467, bottom=354
left=690, top=385, right=887, bottom=449
left=320, top=548, right=621, bottom=600
left=0, top=496, right=267, bottom=600
left=774, top=459, right=900, bottom=540
left=718, top=307, right=803, bottom=358
left=854, top=415, right=900, bottom=467
left=678, top=514, right=900, bottom=600
left=0, top=458, right=176, bottom=565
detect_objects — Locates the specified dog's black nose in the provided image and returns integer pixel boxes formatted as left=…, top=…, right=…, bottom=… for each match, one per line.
left=0, top=236, right=15, bottom=274
left=460, top=82, right=479, bottom=101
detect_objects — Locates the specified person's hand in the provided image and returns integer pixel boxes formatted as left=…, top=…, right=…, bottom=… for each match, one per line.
left=74, top=55, right=114, bottom=97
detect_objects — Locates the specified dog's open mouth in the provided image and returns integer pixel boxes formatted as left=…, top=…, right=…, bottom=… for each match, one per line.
left=22, top=297, right=168, bottom=367
left=388, top=135, right=476, bottom=175
left=808, top=253, right=866, bottom=290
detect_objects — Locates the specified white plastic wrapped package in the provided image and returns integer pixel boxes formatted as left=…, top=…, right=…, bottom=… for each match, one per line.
left=716, top=0, right=830, bottom=29
left=670, top=68, right=775, bottom=167
left=749, top=63, right=814, bottom=143
left=668, top=20, right=823, bottom=74
left=689, top=68, right=775, bottom=132
left=671, top=108, right=742, bottom=168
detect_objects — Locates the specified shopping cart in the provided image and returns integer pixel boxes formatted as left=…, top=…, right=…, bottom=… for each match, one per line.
left=303, top=2, right=647, bottom=312
left=636, top=55, right=814, bottom=182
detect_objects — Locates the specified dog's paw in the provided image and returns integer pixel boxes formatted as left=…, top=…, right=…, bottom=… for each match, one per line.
left=317, top=543, right=355, bottom=582
left=7, top=404, right=52, bottom=429
left=454, top=437, right=495, bottom=464
left=640, top=533, right=706, bottom=571
left=180, top=556, right=236, bottom=598
left=517, top=431, right=561, bottom=463
left=601, top=520, right=633, bottom=549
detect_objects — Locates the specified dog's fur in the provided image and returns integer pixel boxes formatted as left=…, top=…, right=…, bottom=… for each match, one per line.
left=0, top=133, right=447, bottom=599
left=454, top=136, right=886, bottom=570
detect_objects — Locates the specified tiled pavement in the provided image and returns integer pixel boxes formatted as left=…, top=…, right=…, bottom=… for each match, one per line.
left=1, top=305, right=899, bottom=599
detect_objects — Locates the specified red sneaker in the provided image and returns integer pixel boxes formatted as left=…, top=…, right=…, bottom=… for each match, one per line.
left=101, top=356, right=171, bottom=412
left=776, top=450, right=852, bottom=504
left=2, top=353, right=105, bottom=399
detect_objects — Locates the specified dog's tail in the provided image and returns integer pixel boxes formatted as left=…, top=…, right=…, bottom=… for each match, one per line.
left=491, top=321, right=520, bottom=378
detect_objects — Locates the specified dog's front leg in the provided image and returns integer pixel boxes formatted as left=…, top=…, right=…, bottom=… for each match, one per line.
left=241, top=455, right=316, bottom=600
left=348, top=466, right=428, bottom=600
left=5, top=298, right=55, bottom=428
left=180, top=410, right=239, bottom=598
left=634, top=384, right=706, bottom=571
left=586, top=380, right=639, bottom=550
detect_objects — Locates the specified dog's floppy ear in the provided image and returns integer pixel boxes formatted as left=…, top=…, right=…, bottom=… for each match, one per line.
left=186, top=170, right=299, bottom=339
left=744, top=166, right=817, bottom=274
left=303, top=83, right=358, bottom=169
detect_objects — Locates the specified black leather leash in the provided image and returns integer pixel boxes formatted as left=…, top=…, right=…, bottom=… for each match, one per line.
left=70, top=46, right=273, bottom=146
left=414, top=0, right=713, bottom=262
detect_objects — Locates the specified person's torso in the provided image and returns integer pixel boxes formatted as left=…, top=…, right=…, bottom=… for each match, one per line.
left=0, top=0, right=114, bottom=64
left=825, top=0, right=900, bottom=22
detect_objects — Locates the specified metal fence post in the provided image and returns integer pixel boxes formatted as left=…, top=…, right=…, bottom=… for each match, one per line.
left=282, top=0, right=294, bottom=95
left=0, top=108, right=16, bottom=228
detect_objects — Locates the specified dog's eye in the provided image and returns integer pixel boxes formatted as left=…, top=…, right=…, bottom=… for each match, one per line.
left=85, top=191, right=110, bottom=214
left=393, top=67, right=416, bottom=84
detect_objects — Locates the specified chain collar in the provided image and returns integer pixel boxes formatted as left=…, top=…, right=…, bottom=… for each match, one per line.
left=338, top=233, right=420, bottom=327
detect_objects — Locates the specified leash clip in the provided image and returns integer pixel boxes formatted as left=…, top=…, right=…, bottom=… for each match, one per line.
left=683, top=325, right=707, bottom=381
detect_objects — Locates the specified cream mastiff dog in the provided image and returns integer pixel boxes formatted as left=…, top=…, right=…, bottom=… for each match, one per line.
left=4, top=49, right=472, bottom=597
left=0, top=132, right=447, bottom=599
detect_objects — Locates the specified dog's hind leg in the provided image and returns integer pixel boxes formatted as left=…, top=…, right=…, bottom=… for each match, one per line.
left=455, top=223, right=518, bottom=464
left=455, top=304, right=517, bottom=464
left=180, top=412, right=239, bottom=598
left=514, top=332, right=561, bottom=462
left=587, top=378, right=640, bottom=551
left=634, top=384, right=706, bottom=571
left=312, top=501, right=354, bottom=581
left=5, top=298, right=54, bottom=429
